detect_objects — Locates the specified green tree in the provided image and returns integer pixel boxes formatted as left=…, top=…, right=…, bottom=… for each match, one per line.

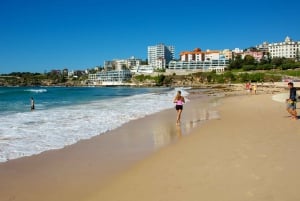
left=257, top=64, right=272, bottom=70
left=242, top=65, right=256, bottom=71
left=134, top=74, right=146, bottom=82
left=249, top=73, right=264, bottom=82
left=260, top=55, right=270, bottom=65
left=229, top=54, right=243, bottom=69
left=206, top=71, right=217, bottom=83
left=238, top=73, right=251, bottom=83
left=154, top=74, right=165, bottom=86
left=244, top=55, right=255, bottom=65
left=223, top=71, right=236, bottom=82
left=215, top=74, right=225, bottom=83
left=271, top=57, right=284, bottom=67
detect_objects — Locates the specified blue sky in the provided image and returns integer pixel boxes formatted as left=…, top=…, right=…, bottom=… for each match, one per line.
left=0, top=0, right=299, bottom=74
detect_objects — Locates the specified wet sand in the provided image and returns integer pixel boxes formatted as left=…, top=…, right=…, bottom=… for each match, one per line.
left=0, top=92, right=217, bottom=201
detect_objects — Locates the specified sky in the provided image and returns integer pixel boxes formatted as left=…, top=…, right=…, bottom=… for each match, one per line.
left=0, top=0, right=299, bottom=74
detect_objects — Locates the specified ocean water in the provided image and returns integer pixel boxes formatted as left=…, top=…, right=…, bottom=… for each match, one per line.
left=272, top=93, right=289, bottom=103
left=0, top=86, right=188, bottom=162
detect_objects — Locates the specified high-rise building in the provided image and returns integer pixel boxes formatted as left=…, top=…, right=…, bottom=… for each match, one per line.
left=147, top=43, right=175, bottom=69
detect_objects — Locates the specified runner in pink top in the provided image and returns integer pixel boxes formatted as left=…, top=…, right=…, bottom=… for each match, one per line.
left=173, top=90, right=185, bottom=125
left=176, top=99, right=184, bottom=105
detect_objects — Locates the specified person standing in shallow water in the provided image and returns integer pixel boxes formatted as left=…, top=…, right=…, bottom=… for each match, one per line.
left=173, top=90, right=185, bottom=125
left=30, top=97, right=35, bottom=111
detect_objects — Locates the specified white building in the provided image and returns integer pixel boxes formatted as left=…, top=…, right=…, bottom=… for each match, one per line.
left=148, top=43, right=175, bottom=69
left=174, top=48, right=229, bottom=72
left=205, top=50, right=223, bottom=61
left=88, top=70, right=132, bottom=85
left=104, top=57, right=142, bottom=70
left=257, top=36, right=300, bottom=60
left=180, top=48, right=203, bottom=61
left=256, top=42, right=269, bottom=52
left=114, top=60, right=128, bottom=70
left=168, top=60, right=229, bottom=73
left=232, top=48, right=244, bottom=54
left=127, top=56, right=141, bottom=69
left=130, top=65, right=154, bottom=74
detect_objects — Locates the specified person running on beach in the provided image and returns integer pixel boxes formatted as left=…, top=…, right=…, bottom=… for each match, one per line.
left=30, top=97, right=35, bottom=111
left=173, top=90, right=185, bottom=125
left=286, top=82, right=297, bottom=120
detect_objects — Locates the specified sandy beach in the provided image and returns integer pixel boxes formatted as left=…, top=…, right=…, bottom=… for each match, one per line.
left=87, top=92, right=300, bottom=201
left=0, top=88, right=217, bottom=201
left=1, top=84, right=300, bottom=201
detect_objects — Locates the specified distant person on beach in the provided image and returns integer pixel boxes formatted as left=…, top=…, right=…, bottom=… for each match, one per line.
left=173, top=90, right=185, bottom=125
left=30, top=97, right=35, bottom=111
left=245, top=82, right=251, bottom=94
left=252, top=84, right=257, bottom=94
left=245, top=82, right=249, bottom=91
left=286, top=82, right=297, bottom=120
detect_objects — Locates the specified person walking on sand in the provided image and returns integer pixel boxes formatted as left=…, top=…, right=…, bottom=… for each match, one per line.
left=30, top=97, right=35, bottom=111
left=245, top=82, right=250, bottom=93
left=286, top=82, right=297, bottom=120
left=252, top=84, right=257, bottom=94
left=173, top=90, right=185, bottom=125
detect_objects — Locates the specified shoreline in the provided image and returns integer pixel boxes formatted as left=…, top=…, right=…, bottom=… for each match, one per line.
left=0, top=90, right=219, bottom=201
left=0, top=83, right=296, bottom=201
left=87, top=91, right=300, bottom=201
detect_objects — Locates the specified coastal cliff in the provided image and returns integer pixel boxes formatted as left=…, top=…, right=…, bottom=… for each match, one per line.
left=0, top=70, right=283, bottom=87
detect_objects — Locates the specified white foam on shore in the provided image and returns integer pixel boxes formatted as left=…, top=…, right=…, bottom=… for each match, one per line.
left=272, top=93, right=289, bottom=103
left=1, top=89, right=191, bottom=162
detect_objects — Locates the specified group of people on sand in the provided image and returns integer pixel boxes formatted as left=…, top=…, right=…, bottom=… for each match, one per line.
left=245, top=82, right=257, bottom=94
left=173, top=82, right=298, bottom=125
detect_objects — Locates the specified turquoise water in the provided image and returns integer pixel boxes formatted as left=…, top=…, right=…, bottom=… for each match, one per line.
left=0, top=86, right=170, bottom=114
left=0, top=86, right=186, bottom=162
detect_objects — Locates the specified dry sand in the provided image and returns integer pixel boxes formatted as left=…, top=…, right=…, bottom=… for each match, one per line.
left=1, top=84, right=300, bottom=201
left=87, top=93, right=300, bottom=201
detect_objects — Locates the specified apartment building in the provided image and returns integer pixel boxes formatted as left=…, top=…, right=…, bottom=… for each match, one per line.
left=180, top=48, right=229, bottom=62
left=88, top=70, right=132, bottom=85
left=168, top=60, right=229, bottom=72
left=243, top=51, right=264, bottom=61
left=147, top=43, right=175, bottom=69
left=257, top=36, right=300, bottom=60
left=180, top=48, right=203, bottom=61
left=104, top=57, right=142, bottom=70
left=169, top=48, right=229, bottom=72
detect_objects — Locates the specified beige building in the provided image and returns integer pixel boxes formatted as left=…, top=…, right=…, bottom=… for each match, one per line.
left=180, top=48, right=231, bottom=62
left=104, top=57, right=142, bottom=71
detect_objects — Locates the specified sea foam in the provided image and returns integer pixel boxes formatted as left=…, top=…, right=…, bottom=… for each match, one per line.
left=0, top=88, right=187, bottom=162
